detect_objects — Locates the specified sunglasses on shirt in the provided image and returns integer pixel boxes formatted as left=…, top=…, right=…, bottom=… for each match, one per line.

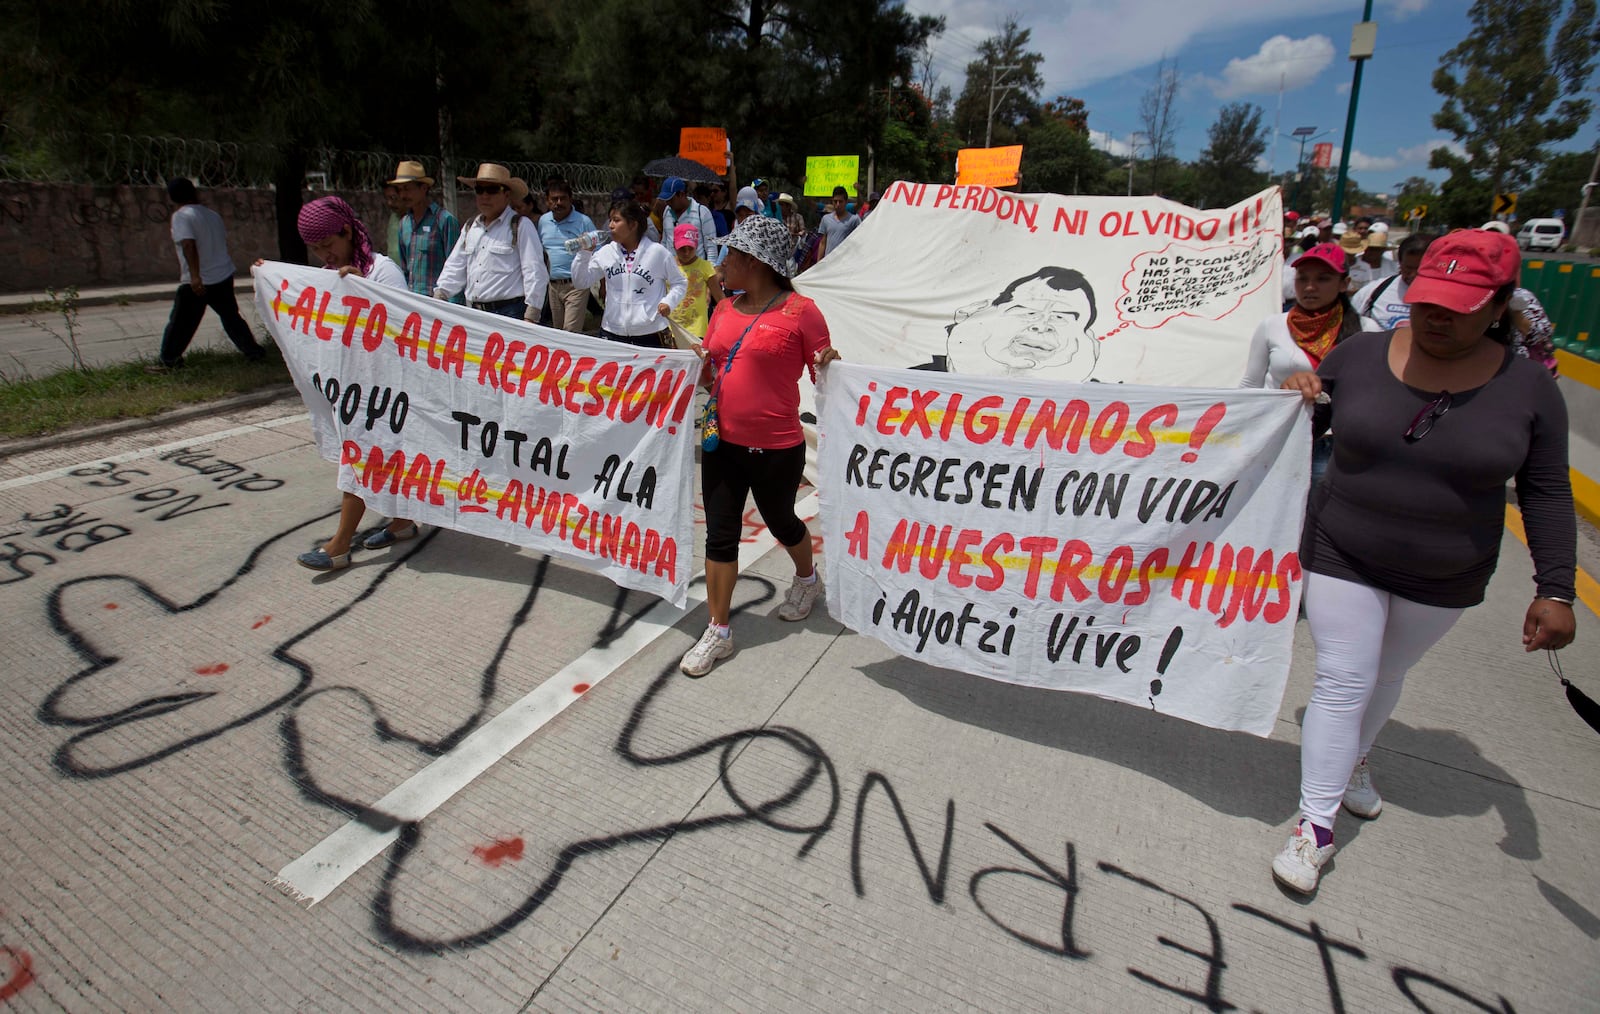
left=1403, top=390, right=1452, bottom=442
left=474, top=185, right=505, bottom=195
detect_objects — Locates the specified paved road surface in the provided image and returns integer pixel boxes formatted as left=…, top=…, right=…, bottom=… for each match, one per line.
left=0, top=402, right=1596, bottom=1011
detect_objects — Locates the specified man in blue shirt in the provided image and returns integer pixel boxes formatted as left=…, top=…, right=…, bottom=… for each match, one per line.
left=392, top=160, right=462, bottom=299
left=538, top=176, right=597, bottom=332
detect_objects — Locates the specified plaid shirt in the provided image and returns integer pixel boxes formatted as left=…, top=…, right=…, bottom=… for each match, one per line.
left=397, top=202, right=461, bottom=296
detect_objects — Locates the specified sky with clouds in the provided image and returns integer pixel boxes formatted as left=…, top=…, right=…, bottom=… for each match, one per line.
left=903, top=0, right=1592, bottom=196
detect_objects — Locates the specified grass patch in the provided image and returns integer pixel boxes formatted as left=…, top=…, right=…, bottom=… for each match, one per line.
left=0, top=344, right=294, bottom=439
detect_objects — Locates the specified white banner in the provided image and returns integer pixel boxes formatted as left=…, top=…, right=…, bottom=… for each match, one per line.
left=817, top=362, right=1309, bottom=737
left=253, top=263, right=700, bottom=607
left=795, top=184, right=1282, bottom=388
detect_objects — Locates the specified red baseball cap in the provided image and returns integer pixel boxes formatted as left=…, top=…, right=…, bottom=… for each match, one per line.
left=1292, top=242, right=1348, bottom=276
left=1405, top=229, right=1520, bottom=313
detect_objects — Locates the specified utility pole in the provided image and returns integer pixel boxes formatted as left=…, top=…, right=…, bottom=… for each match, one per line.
left=986, top=63, right=1022, bottom=149
left=1331, top=2, right=1376, bottom=224
left=1574, top=145, right=1600, bottom=248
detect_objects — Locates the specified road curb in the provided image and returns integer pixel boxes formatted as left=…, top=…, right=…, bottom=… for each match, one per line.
left=0, top=280, right=250, bottom=315
left=0, top=384, right=302, bottom=459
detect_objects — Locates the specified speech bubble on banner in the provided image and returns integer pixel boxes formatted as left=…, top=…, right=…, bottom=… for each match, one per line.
left=805, top=156, right=860, bottom=197
left=956, top=145, right=1023, bottom=187
left=679, top=128, right=728, bottom=173
left=1114, top=235, right=1280, bottom=330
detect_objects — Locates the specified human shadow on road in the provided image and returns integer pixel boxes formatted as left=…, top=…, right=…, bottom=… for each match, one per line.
left=854, top=654, right=1541, bottom=857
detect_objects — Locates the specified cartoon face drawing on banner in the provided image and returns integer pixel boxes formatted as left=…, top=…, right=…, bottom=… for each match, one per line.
left=943, top=267, right=1099, bottom=381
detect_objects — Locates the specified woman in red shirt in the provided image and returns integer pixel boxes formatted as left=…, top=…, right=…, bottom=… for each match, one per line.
left=681, top=216, right=841, bottom=677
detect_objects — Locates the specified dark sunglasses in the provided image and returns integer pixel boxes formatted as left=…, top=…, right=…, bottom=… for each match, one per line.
left=1403, top=390, right=1452, bottom=441
left=474, top=184, right=505, bottom=195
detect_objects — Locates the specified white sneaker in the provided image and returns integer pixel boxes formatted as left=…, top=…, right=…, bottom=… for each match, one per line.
left=1271, top=819, right=1335, bottom=894
left=680, top=625, right=733, bottom=677
left=1342, top=757, right=1383, bottom=819
left=777, top=570, right=822, bottom=621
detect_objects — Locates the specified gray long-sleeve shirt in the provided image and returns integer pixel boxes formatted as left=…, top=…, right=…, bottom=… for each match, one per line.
left=1302, top=330, right=1575, bottom=608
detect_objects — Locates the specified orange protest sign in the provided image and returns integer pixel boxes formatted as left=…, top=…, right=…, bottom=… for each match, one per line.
left=956, top=145, right=1023, bottom=187
left=679, top=128, right=729, bottom=173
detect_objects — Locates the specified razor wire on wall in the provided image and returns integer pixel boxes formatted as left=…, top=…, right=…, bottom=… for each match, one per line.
left=0, top=126, right=627, bottom=195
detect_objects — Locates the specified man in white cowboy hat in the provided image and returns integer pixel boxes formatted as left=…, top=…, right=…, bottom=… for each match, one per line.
left=433, top=163, right=547, bottom=320
left=389, top=160, right=461, bottom=298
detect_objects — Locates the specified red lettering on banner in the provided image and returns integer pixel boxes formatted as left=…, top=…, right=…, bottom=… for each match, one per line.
left=441, top=325, right=468, bottom=377
left=313, top=290, right=335, bottom=341
left=478, top=332, right=506, bottom=389
left=1027, top=399, right=1091, bottom=452
left=340, top=295, right=369, bottom=346
left=287, top=285, right=317, bottom=333
left=1019, top=535, right=1058, bottom=598
left=539, top=349, right=573, bottom=407
left=566, top=356, right=596, bottom=414
left=361, top=301, right=387, bottom=352
left=1124, top=403, right=1178, bottom=458
left=501, top=340, right=526, bottom=391
left=1050, top=540, right=1094, bottom=602
left=963, top=396, right=1005, bottom=443
left=587, top=361, right=615, bottom=415
left=425, top=318, right=444, bottom=368
left=396, top=312, right=422, bottom=360
left=519, top=344, right=548, bottom=397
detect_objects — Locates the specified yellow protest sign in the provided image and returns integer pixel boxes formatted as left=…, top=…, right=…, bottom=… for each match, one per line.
left=679, top=128, right=728, bottom=173
left=804, top=156, right=860, bottom=197
left=956, top=145, right=1023, bottom=187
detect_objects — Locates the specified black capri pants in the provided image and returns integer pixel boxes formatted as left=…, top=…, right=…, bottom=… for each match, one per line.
left=702, top=441, right=808, bottom=564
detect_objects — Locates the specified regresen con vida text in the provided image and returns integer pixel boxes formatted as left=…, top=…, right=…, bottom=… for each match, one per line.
left=836, top=380, right=1301, bottom=667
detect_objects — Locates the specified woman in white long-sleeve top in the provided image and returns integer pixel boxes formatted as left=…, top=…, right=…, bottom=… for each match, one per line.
left=1241, top=241, right=1379, bottom=484
left=570, top=200, right=687, bottom=349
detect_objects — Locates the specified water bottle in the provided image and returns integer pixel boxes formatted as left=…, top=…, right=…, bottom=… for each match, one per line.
left=564, top=229, right=610, bottom=253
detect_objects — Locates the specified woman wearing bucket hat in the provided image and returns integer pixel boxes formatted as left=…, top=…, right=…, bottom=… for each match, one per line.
left=287, top=196, right=420, bottom=572
left=1241, top=242, right=1378, bottom=483
left=679, top=215, right=842, bottom=677
left=1271, top=228, right=1577, bottom=894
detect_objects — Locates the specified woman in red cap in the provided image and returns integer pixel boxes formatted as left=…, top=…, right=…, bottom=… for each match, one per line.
left=1241, top=241, right=1378, bottom=483
left=1272, top=229, right=1577, bottom=894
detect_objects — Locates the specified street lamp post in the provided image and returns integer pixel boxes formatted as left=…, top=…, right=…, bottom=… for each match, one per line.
left=1283, top=126, right=1324, bottom=213
left=1331, top=3, right=1378, bottom=223
left=1127, top=132, right=1146, bottom=197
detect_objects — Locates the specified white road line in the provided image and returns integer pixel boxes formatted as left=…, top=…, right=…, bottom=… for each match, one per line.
left=272, top=492, right=820, bottom=906
left=0, top=413, right=311, bottom=491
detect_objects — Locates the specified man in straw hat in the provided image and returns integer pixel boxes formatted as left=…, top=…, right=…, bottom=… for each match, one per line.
left=389, top=160, right=461, bottom=298
left=433, top=163, right=547, bottom=320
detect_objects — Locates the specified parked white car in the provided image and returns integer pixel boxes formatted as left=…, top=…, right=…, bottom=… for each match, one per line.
left=1517, top=218, right=1566, bottom=251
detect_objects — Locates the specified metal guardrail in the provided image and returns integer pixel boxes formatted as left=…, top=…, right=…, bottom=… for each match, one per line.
left=0, top=127, right=627, bottom=196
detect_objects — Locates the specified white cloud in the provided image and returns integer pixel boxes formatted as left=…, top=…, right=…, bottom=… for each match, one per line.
left=1090, top=130, right=1132, bottom=157
left=1205, top=35, right=1336, bottom=98
left=905, top=0, right=1368, bottom=94
left=1384, top=0, right=1428, bottom=18
left=1330, top=139, right=1464, bottom=173
left=1336, top=81, right=1351, bottom=95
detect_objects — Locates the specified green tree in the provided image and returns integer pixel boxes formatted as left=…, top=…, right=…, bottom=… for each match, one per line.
left=1193, top=102, right=1269, bottom=206
left=1138, top=57, right=1182, bottom=194
left=1430, top=0, right=1600, bottom=194
left=1435, top=164, right=1494, bottom=228
left=951, top=18, right=1045, bottom=148
left=1395, top=176, right=1441, bottom=222
left=1521, top=149, right=1596, bottom=217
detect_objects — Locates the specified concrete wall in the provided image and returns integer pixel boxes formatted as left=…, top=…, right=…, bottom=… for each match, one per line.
left=0, top=181, right=610, bottom=293
left=0, top=182, right=394, bottom=293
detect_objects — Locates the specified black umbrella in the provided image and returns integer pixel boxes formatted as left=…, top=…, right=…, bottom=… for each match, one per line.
left=641, top=156, right=724, bottom=183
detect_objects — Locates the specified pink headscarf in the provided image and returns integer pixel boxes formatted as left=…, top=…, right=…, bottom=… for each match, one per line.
left=296, top=196, right=375, bottom=276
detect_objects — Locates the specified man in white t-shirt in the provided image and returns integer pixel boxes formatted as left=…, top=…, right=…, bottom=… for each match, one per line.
left=149, top=178, right=265, bottom=372
left=1353, top=232, right=1434, bottom=329
left=816, top=186, right=861, bottom=260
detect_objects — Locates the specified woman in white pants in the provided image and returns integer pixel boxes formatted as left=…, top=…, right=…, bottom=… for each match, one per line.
left=1275, top=228, right=1576, bottom=894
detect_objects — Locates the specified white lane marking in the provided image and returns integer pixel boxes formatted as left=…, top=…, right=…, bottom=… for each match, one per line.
left=0, top=413, right=311, bottom=491
left=273, top=492, right=820, bottom=906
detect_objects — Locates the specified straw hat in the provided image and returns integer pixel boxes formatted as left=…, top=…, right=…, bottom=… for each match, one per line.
left=1339, top=231, right=1365, bottom=253
left=508, top=177, right=532, bottom=205
left=1365, top=231, right=1389, bottom=250
left=456, top=163, right=514, bottom=187
left=386, top=160, right=434, bottom=186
